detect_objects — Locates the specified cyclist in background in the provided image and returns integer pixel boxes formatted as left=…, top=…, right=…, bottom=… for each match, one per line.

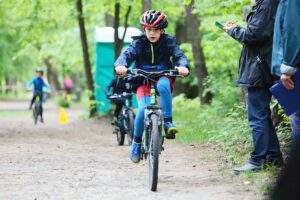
left=115, top=10, right=189, bottom=163
left=105, top=75, right=132, bottom=128
left=26, top=67, right=51, bottom=122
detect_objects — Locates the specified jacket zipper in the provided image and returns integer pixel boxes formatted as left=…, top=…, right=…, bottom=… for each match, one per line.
left=150, top=43, right=154, bottom=64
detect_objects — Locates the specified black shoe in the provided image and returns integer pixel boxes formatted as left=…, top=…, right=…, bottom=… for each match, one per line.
left=40, top=118, right=44, bottom=123
left=164, top=122, right=178, bottom=139
left=233, top=163, right=261, bottom=174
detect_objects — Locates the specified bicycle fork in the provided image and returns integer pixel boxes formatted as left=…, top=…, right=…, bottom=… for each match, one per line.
left=141, top=106, right=163, bottom=160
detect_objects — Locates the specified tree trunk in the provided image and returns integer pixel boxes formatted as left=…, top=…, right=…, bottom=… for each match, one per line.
left=76, top=0, right=96, bottom=117
left=114, top=3, right=132, bottom=61
left=142, top=0, right=151, bottom=12
left=5, top=77, right=13, bottom=94
left=186, top=0, right=212, bottom=104
left=74, top=71, right=82, bottom=102
left=105, top=13, right=114, bottom=27
left=44, top=57, right=61, bottom=91
left=175, top=19, right=187, bottom=44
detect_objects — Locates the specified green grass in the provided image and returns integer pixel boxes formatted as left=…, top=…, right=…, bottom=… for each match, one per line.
left=172, top=94, right=291, bottom=197
left=174, top=102, right=223, bottom=143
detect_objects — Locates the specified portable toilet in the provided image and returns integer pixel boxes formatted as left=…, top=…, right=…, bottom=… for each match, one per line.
left=94, top=26, right=141, bottom=113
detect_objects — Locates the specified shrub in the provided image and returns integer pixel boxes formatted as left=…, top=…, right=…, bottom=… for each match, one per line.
left=57, top=98, right=70, bottom=108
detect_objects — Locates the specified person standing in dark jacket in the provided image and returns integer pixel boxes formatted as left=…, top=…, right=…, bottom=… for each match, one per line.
left=223, top=0, right=282, bottom=173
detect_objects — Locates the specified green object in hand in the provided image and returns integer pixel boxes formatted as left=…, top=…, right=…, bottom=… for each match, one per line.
left=215, top=21, right=224, bottom=30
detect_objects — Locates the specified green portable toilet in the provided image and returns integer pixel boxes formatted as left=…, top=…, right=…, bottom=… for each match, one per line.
left=94, top=26, right=141, bottom=113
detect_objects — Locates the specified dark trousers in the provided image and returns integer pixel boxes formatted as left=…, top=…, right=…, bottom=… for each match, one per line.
left=30, top=92, right=43, bottom=117
left=248, top=87, right=282, bottom=166
left=291, top=111, right=300, bottom=145
left=113, top=99, right=125, bottom=118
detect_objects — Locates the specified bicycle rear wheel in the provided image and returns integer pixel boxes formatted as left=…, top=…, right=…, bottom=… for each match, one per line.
left=148, top=114, right=161, bottom=192
left=126, top=110, right=134, bottom=145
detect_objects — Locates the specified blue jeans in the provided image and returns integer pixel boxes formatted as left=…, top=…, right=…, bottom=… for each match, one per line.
left=134, top=77, right=172, bottom=141
left=291, top=111, right=300, bottom=145
left=248, top=87, right=282, bottom=166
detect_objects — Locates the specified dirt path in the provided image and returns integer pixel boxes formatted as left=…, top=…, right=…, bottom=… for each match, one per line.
left=0, top=100, right=258, bottom=200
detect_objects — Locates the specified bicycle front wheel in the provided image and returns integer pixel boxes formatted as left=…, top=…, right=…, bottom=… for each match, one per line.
left=33, top=105, right=39, bottom=125
left=126, top=109, right=134, bottom=145
left=148, top=114, right=161, bottom=192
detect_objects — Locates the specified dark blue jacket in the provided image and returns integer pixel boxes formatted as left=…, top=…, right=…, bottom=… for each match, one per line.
left=272, top=0, right=288, bottom=76
left=229, top=0, right=279, bottom=87
left=114, top=33, right=189, bottom=70
left=272, top=0, right=300, bottom=76
left=27, top=77, right=50, bottom=93
left=283, top=0, right=300, bottom=68
left=104, top=76, right=131, bottom=96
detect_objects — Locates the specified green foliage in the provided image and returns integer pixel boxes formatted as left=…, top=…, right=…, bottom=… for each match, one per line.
left=173, top=95, right=292, bottom=167
left=57, top=98, right=70, bottom=108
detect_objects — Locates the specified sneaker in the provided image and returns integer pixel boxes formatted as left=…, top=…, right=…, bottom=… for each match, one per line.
left=164, top=122, right=178, bottom=139
left=112, top=126, right=118, bottom=134
left=233, top=163, right=261, bottom=174
left=130, top=141, right=141, bottom=163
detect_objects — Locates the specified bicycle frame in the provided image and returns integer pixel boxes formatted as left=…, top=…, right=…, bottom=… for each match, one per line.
left=33, top=95, right=42, bottom=124
left=111, top=93, right=134, bottom=131
left=143, top=82, right=163, bottom=158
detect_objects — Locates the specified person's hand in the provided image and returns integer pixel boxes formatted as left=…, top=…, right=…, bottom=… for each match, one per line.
left=223, top=21, right=237, bottom=33
left=281, top=74, right=294, bottom=90
left=115, top=66, right=127, bottom=76
left=106, top=94, right=111, bottom=99
left=176, top=66, right=189, bottom=77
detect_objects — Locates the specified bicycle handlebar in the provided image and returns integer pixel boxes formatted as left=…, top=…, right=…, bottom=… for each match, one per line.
left=125, top=68, right=183, bottom=82
left=109, top=92, right=133, bottom=100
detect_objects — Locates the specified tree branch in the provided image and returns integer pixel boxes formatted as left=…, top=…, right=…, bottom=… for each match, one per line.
left=121, top=5, right=132, bottom=42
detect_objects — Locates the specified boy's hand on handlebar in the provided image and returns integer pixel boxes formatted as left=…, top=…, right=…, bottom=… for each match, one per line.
left=176, top=66, right=189, bottom=76
left=115, top=66, right=127, bottom=75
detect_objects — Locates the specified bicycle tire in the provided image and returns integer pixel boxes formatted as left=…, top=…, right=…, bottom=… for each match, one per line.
left=148, top=114, right=161, bottom=192
left=33, top=104, right=39, bottom=125
left=116, top=129, right=125, bottom=146
left=126, top=110, right=134, bottom=145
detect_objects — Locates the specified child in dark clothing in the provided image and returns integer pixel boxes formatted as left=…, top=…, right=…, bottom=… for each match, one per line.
left=105, top=75, right=131, bottom=125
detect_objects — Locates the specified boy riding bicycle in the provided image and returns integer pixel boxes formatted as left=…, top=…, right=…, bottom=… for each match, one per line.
left=105, top=75, right=132, bottom=129
left=26, top=67, right=51, bottom=122
left=115, top=10, right=189, bottom=163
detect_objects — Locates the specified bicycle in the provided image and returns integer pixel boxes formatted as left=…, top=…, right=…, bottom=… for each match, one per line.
left=125, top=68, right=182, bottom=191
left=32, top=91, right=43, bottom=125
left=109, top=92, right=135, bottom=145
